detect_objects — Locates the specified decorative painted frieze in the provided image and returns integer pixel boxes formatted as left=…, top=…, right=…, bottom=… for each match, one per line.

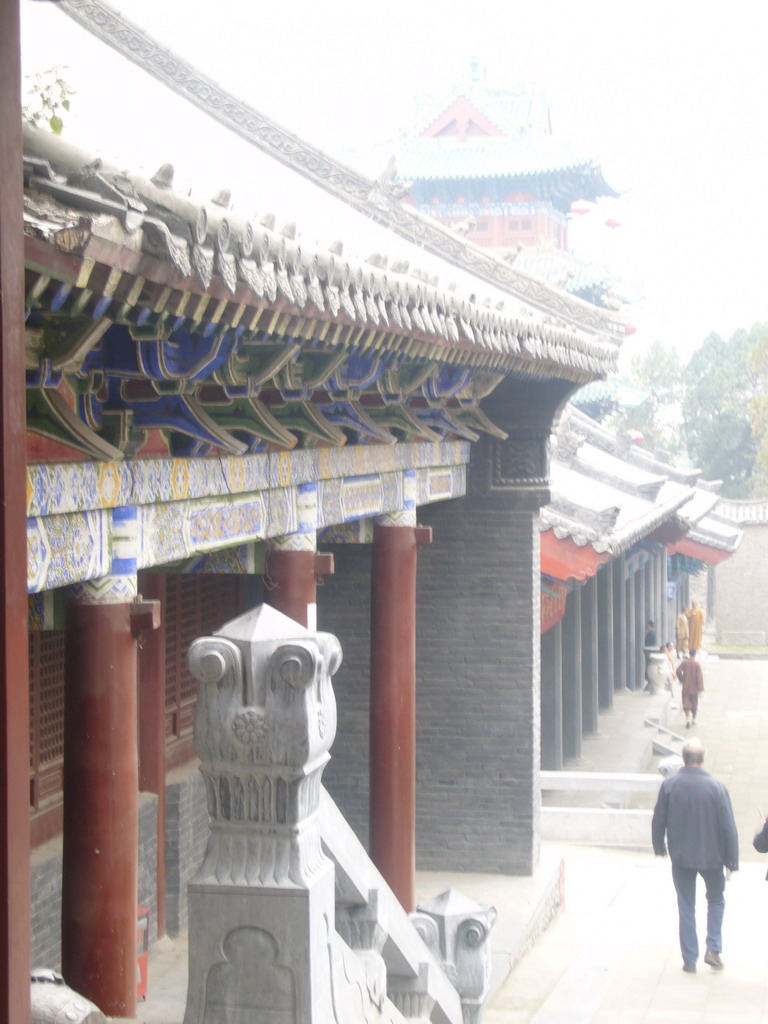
left=26, top=442, right=469, bottom=518
left=26, top=444, right=470, bottom=591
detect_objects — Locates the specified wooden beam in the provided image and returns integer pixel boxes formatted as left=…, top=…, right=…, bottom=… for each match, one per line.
left=0, top=2, right=31, bottom=1020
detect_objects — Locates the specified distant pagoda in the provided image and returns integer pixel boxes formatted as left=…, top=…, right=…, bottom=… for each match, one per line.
left=395, top=63, right=618, bottom=260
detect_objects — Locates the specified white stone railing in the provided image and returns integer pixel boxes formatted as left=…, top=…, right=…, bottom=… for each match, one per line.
left=319, top=787, right=465, bottom=1024
left=182, top=606, right=492, bottom=1024
left=540, top=771, right=661, bottom=846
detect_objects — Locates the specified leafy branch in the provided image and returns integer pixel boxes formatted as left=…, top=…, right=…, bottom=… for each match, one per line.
left=22, top=67, right=74, bottom=136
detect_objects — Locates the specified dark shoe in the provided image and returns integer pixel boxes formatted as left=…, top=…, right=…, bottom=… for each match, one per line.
left=682, top=962, right=696, bottom=973
left=704, top=950, right=723, bottom=970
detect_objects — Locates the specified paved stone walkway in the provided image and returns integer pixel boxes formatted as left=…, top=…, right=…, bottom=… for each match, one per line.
left=127, top=655, right=768, bottom=1023
left=487, top=655, right=768, bottom=1023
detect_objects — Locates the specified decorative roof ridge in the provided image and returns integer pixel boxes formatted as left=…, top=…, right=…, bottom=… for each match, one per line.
left=408, top=84, right=515, bottom=140
left=56, top=0, right=622, bottom=357
left=563, top=408, right=702, bottom=484
left=22, top=129, right=620, bottom=380
left=686, top=520, right=744, bottom=553
left=402, top=74, right=551, bottom=141
left=714, top=497, right=768, bottom=524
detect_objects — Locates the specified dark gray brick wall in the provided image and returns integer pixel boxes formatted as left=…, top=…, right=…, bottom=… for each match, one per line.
left=319, top=441, right=542, bottom=876
left=138, top=793, right=159, bottom=946
left=31, top=793, right=159, bottom=968
left=318, top=543, right=373, bottom=851
left=416, top=485, right=541, bottom=874
left=165, top=761, right=208, bottom=936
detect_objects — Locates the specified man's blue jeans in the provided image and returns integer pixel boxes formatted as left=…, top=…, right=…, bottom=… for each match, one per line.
left=671, top=863, right=725, bottom=964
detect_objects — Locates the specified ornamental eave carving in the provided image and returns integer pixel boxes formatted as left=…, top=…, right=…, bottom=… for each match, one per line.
left=54, top=0, right=622, bottom=360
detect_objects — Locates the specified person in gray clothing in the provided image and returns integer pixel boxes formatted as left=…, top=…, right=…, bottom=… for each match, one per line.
left=652, top=738, right=739, bottom=973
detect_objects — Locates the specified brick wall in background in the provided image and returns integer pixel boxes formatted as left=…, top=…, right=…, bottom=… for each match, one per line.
left=416, top=482, right=541, bottom=874
left=318, top=544, right=373, bottom=851
left=164, top=762, right=207, bottom=937
left=319, top=441, right=542, bottom=876
left=31, top=792, right=159, bottom=968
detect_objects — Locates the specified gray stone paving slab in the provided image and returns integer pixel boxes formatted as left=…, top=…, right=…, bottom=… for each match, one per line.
left=488, top=657, right=768, bottom=1024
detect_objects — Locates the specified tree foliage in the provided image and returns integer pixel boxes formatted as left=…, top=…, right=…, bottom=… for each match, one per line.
left=624, top=339, right=684, bottom=457
left=22, top=67, right=73, bottom=136
left=748, top=334, right=768, bottom=494
left=681, top=325, right=764, bottom=496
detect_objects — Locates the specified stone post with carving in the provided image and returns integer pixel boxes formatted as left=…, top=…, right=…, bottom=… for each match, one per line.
left=410, top=890, right=497, bottom=1024
left=183, top=604, right=342, bottom=1024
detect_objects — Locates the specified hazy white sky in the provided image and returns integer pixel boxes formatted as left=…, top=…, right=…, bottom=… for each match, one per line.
left=20, top=0, right=768, bottom=363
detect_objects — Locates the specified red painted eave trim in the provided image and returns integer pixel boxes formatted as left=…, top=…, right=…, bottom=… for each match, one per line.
left=648, top=521, right=688, bottom=546
left=668, top=537, right=732, bottom=565
left=540, top=530, right=610, bottom=583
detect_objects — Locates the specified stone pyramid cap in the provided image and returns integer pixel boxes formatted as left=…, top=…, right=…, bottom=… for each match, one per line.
left=417, top=889, right=486, bottom=918
left=214, top=603, right=311, bottom=643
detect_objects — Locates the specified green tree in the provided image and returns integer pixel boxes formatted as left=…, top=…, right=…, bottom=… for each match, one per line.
left=22, top=67, right=73, bottom=136
left=682, top=325, right=763, bottom=496
left=748, top=334, right=768, bottom=495
left=625, top=339, right=684, bottom=457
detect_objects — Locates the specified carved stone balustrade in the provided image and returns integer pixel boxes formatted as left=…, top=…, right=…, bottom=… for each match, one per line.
left=410, top=891, right=497, bottom=1024
left=183, top=604, right=342, bottom=1024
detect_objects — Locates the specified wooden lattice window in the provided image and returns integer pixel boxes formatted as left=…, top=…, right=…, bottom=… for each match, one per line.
left=164, top=575, right=242, bottom=764
left=29, top=630, right=66, bottom=841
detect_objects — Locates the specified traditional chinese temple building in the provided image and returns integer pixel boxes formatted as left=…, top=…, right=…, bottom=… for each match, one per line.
left=0, top=4, right=741, bottom=1021
left=539, top=406, right=741, bottom=770
left=393, top=65, right=617, bottom=266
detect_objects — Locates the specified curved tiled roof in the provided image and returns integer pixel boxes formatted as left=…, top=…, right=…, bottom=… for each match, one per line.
left=55, top=0, right=622, bottom=352
left=396, top=135, right=614, bottom=194
left=22, top=127, right=618, bottom=381
left=541, top=407, right=742, bottom=558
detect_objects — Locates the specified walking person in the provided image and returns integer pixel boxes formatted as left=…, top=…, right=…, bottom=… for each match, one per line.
left=652, top=739, right=739, bottom=973
left=675, top=609, right=689, bottom=658
left=676, top=648, right=704, bottom=728
left=686, top=599, right=705, bottom=652
left=753, top=814, right=768, bottom=872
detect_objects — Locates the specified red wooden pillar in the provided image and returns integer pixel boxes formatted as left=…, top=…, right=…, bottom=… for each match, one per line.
left=138, top=573, right=167, bottom=938
left=369, top=522, right=431, bottom=911
left=62, top=599, right=139, bottom=1018
left=265, top=549, right=334, bottom=629
left=0, top=2, right=30, bottom=1020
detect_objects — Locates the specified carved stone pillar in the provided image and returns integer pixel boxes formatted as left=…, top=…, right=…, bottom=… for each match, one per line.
left=370, top=498, right=431, bottom=913
left=183, top=604, right=342, bottom=1024
left=410, top=889, right=496, bottom=1024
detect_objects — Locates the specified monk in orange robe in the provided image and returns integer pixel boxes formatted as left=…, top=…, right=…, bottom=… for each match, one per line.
left=676, top=649, right=704, bottom=728
left=686, top=600, right=704, bottom=651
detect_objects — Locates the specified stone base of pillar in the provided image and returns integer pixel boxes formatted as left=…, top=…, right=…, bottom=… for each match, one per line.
left=184, top=871, right=336, bottom=1024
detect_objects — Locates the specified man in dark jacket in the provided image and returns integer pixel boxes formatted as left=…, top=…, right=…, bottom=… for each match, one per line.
left=652, top=738, right=739, bottom=973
